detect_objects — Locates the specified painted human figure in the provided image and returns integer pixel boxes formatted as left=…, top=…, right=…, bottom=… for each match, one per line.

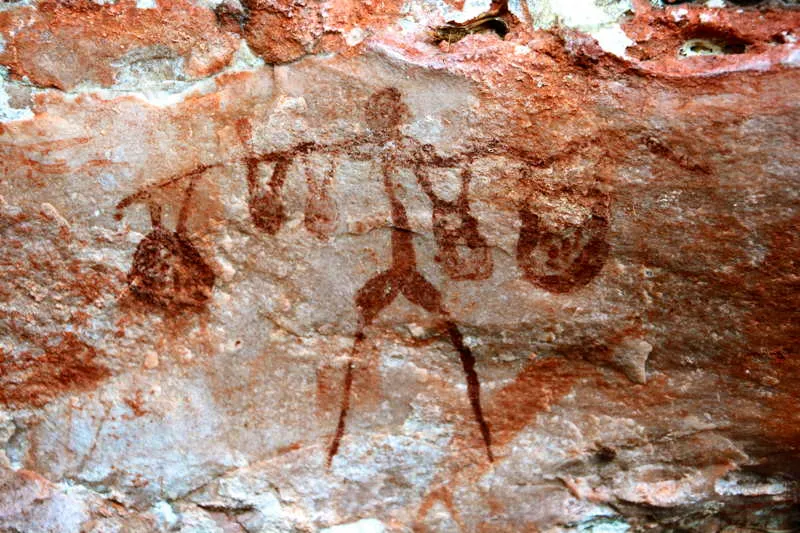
left=327, top=88, right=494, bottom=465
left=324, top=92, right=611, bottom=464
left=115, top=87, right=611, bottom=468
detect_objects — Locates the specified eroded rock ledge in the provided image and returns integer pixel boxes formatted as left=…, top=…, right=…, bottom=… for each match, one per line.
left=0, top=0, right=798, bottom=531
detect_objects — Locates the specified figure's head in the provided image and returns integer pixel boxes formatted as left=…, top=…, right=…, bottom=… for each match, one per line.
left=365, top=87, right=409, bottom=134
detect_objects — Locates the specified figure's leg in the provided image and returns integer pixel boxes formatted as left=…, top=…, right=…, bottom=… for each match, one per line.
left=445, top=321, right=494, bottom=462
left=326, top=162, right=407, bottom=466
left=328, top=268, right=399, bottom=467
left=327, top=332, right=363, bottom=466
left=399, top=269, right=494, bottom=461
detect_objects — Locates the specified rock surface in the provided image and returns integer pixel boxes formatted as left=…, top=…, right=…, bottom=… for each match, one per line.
left=1, top=0, right=799, bottom=531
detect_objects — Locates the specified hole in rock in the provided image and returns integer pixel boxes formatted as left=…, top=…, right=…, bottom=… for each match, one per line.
left=678, top=34, right=748, bottom=57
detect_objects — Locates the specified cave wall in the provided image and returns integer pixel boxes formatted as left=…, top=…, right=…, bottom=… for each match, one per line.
left=0, top=0, right=798, bottom=531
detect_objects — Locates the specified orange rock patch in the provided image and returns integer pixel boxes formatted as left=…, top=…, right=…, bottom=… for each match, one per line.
left=0, top=334, right=110, bottom=408
left=241, top=0, right=405, bottom=63
left=623, top=0, right=800, bottom=75
left=0, top=0, right=239, bottom=90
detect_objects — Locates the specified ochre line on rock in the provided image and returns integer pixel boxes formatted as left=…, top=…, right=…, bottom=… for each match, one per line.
left=327, top=334, right=362, bottom=467
left=446, top=321, right=494, bottom=463
left=327, top=359, right=353, bottom=467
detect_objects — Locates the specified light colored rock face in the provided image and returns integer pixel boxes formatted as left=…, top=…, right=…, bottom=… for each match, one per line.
left=1, top=0, right=799, bottom=531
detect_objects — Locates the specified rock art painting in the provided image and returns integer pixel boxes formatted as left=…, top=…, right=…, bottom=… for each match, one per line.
left=117, top=166, right=218, bottom=309
left=1, top=0, right=799, bottom=531
left=114, top=87, right=611, bottom=469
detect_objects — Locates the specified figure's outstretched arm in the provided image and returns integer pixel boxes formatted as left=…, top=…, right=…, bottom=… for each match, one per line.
left=250, top=133, right=375, bottom=164
left=407, top=137, right=566, bottom=169
left=118, top=131, right=376, bottom=213
left=116, top=164, right=218, bottom=212
left=403, top=140, right=499, bottom=169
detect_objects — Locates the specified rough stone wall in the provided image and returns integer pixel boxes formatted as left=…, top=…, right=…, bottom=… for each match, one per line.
left=0, top=0, right=798, bottom=531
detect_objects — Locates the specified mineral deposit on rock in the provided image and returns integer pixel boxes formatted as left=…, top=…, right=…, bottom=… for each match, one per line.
left=0, top=0, right=798, bottom=531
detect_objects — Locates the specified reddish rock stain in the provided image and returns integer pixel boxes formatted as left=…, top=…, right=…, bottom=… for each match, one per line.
left=414, top=357, right=587, bottom=531
left=0, top=334, right=110, bottom=408
left=123, top=390, right=148, bottom=418
left=737, top=216, right=800, bottom=473
left=0, top=0, right=238, bottom=90
left=621, top=0, right=800, bottom=76
left=0, top=208, right=123, bottom=309
left=240, top=0, right=405, bottom=63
